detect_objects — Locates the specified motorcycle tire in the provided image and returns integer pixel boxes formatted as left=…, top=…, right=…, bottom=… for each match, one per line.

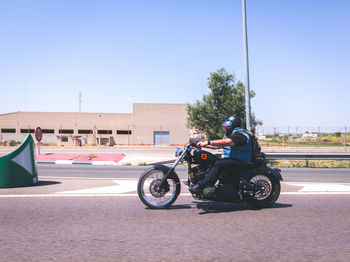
left=137, top=166, right=181, bottom=209
left=245, top=171, right=281, bottom=208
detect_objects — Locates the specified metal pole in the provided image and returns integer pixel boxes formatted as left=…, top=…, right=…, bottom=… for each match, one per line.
left=25, top=86, right=27, bottom=112
left=344, top=126, right=347, bottom=152
left=128, top=124, right=130, bottom=145
left=79, top=91, right=82, bottom=113
left=242, top=0, right=252, bottom=131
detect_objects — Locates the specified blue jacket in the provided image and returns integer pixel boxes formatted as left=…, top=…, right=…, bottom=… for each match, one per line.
left=223, top=128, right=252, bottom=163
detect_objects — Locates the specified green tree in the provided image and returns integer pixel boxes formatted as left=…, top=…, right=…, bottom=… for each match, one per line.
left=335, top=132, right=342, bottom=138
left=187, top=68, right=262, bottom=140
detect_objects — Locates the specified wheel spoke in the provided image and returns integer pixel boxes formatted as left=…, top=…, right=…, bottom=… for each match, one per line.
left=250, top=175, right=272, bottom=201
left=140, top=169, right=177, bottom=207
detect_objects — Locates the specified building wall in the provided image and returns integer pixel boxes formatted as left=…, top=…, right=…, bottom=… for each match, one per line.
left=0, top=103, right=190, bottom=146
left=133, top=103, right=189, bottom=145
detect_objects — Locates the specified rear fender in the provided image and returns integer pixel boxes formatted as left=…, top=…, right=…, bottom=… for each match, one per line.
left=266, top=166, right=283, bottom=181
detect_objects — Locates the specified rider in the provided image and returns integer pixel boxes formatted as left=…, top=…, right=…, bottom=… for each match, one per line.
left=188, top=115, right=253, bottom=195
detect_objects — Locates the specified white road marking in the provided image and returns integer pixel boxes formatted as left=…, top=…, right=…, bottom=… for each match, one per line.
left=54, top=180, right=350, bottom=194
left=286, top=182, right=350, bottom=192
left=2, top=181, right=350, bottom=198
left=1, top=192, right=350, bottom=198
left=39, top=176, right=136, bottom=180
left=55, top=160, right=73, bottom=165
left=0, top=194, right=139, bottom=198
left=281, top=192, right=350, bottom=195
left=56, top=180, right=138, bottom=194
left=91, top=161, right=118, bottom=166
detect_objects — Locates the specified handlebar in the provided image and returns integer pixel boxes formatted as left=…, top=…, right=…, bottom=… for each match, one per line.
left=189, top=141, right=199, bottom=147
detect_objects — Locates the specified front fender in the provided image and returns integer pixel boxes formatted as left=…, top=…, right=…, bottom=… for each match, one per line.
left=151, top=164, right=180, bottom=182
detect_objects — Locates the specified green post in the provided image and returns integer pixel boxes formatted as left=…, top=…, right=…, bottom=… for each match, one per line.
left=0, top=134, right=38, bottom=188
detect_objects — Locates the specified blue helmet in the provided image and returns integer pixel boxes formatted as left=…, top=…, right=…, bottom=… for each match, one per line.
left=222, top=116, right=241, bottom=135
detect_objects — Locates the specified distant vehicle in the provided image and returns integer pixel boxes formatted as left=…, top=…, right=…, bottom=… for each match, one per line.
left=323, top=139, right=330, bottom=142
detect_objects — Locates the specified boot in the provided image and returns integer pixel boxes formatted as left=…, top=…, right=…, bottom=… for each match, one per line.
left=188, top=184, right=202, bottom=194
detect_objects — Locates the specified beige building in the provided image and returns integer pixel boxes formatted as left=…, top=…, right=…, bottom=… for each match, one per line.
left=0, top=103, right=190, bottom=146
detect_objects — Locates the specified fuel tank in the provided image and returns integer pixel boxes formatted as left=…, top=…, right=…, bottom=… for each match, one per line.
left=193, top=149, right=220, bottom=164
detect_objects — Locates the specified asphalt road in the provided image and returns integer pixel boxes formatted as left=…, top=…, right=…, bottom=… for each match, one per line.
left=0, top=165, right=349, bottom=261
left=37, top=164, right=350, bottom=183
left=0, top=195, right=349, bottom=262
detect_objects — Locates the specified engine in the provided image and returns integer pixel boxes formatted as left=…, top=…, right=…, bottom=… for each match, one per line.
left=190, top=165, right=210, bottom=183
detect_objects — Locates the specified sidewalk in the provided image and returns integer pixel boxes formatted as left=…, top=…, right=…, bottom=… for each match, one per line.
left=0, top=151, right=175, bottom=166
left=1, top=145, right=348, bottom=166
left=36, top=153, right=127, bottom=165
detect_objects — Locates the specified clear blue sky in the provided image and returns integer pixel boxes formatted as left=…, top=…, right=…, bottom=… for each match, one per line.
left=1, top=0, right=349, bottom=131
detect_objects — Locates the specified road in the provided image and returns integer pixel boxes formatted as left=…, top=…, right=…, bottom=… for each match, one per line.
left=0, top=165, right=349, bottom=261
left=37, top=164, right=350, bottom=183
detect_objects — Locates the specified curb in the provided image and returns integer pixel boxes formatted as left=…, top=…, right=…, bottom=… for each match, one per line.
left=36, top=159, right=176, bottom=166
left=36, top=160, right=119, bottom=166
left=147, top=159, right=175, bottom=165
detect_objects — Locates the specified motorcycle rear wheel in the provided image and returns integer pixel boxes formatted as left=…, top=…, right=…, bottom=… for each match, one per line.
left=245, top=172, right=281, bottom=208
left=137, top=167, right=181, bottom=209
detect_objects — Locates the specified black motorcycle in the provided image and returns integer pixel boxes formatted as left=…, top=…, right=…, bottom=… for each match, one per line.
left=137, top=141, right=282, bottom=209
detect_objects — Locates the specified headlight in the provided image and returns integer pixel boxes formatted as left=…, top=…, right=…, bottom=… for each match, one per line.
left=174, top=147, right=183, bottom=157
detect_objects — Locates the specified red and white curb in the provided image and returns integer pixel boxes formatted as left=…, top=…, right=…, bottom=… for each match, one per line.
left=37, top=160, right=120, bottom=165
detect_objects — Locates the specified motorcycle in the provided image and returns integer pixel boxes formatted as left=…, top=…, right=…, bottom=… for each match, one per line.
left=137, top=141, right=283, bottom=209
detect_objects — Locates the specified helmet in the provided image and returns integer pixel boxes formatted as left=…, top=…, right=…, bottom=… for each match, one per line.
left=222, top=116, right=241, bottom=135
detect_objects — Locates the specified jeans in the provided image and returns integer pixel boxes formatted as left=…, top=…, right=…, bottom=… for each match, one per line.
left=197, top=158, right=241, bottom=189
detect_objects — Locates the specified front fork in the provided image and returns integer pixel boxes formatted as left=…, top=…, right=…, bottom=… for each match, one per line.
left=187, top=162, right=193, bottom=185
left=157, top=149, right=188, bottom=190
left=156, top=167, right=175, bottom=192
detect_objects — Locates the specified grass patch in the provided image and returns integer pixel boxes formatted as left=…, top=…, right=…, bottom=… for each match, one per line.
left=88, top=154, right=97, bottom=160
left=123, top=162, right=132, bottom=166
left=267, top=160, right=350, bottom=168
left=138, top=162, right=147, bottom=166
left=259, top=141, right=347, bottom=147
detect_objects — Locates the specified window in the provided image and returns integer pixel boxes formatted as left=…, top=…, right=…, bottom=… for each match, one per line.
left=117, top=130, right=132, bottom=135
left=1, top=128, right=16, bottom=133
left=59, top=129, right=74, bottom=134
left=42, top=129, right=55, bottom=134
left=61, top=136, right=68, bottom=142
left=78, top=129, right=93, bottom=134
left=20, top=129, right=35, bottom=133
left=97, top=130, right=112, bottom=134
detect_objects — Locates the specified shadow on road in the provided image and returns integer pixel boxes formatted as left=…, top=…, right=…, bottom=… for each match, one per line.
left=145, top=204, right=193, bottom=210
left=167, top=204, right=193, bottom=210
left=144, top=202, right=292, bottom=213
left=33, top=181, right=62, bottom=186
left=195, top=201, right=293, bottom=214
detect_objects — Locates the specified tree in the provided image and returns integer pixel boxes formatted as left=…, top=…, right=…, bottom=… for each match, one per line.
left=187, top=68, right=262, bottom=140
left=335, top=132, right=342, bottom=138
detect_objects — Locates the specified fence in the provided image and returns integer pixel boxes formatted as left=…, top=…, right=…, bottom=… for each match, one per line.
left=265, top=153, right=350, bottom=160
left=256, top=126, right=350, bottom=136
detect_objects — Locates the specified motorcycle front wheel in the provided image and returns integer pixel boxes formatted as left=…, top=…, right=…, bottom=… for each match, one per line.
left=137, top=167, right=181, bottom=209
left=245, top=172, right=281, bottom=208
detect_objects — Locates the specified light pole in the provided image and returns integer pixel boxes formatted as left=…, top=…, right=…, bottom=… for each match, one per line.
left=242, top=0, right=252, bottom=131
left=79, top=91, right=82, bottom=113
